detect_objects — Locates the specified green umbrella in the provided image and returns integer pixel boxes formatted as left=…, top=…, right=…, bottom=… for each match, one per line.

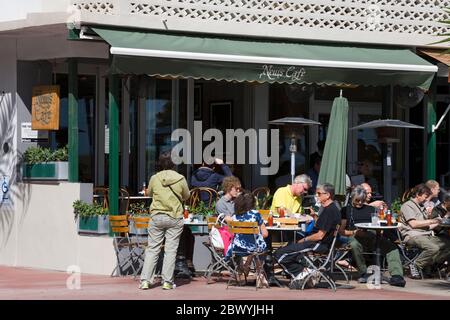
left=317, top=96, right=349, bottom=196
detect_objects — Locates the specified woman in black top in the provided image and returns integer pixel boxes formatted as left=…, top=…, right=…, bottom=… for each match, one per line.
left=339, top=185, right=406, bottom=287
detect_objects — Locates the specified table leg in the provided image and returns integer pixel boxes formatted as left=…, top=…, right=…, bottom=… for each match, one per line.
left=374, top=230, right=389, bottom=284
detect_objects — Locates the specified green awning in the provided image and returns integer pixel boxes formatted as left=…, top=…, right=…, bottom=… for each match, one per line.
left=93, top=27, right=437, bottom=90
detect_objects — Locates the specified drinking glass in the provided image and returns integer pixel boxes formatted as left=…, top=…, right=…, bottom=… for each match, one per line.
left=371, top=211, right=379, bottom=226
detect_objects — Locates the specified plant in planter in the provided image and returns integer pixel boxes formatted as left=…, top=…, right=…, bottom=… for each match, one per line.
left=22, top=145, right=69, bottom=180
left=73, top=199, right=109, bottom=234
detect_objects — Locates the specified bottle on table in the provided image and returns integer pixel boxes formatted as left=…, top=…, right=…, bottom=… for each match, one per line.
left=386, top=210, right=392, bottom=226
left=183, top=205, right=189, bottom=219
left=268, top=210, right=274, bottom=227
left=379, top=205, right=385, bottom=220
left=278, top=207, right=285, bottom=218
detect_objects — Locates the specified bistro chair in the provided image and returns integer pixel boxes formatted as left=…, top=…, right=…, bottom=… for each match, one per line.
left=258, top=209, right=271, bottom=221
left=297, top=224, right=341, bottom=291
left=188, top=187, right=219, bottom=209
left=203, top=216, right=235, bottom=284
left=227, top=220, right=269, bottom=290
left=401, top=187, right=414, bottom=203
left=109, top=215, right=138, bottom=277
left=130, top=216, right=151, bottom=279
left=252, top=187, right=271, bottom=209
left=93, top=187, right=109, bottom=210
left=395, top=223, right=423, bottom=279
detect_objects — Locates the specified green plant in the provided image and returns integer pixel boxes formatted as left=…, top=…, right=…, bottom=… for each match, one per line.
left=190, top=200, right=215, bottom=218
left=129, top=201, right=149, bottom=216
left=391, top=197, right=403, bottom=214
left=23, top=145, right=69, bottom=164
left=255, top=194, right=273, bottom=210
left=73, top=200, right=108, bottom=220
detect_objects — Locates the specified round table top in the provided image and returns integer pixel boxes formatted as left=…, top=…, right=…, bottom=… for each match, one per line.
left=354, top=222, right=399, bottom=230
left=266, top=226, right=302, bottom=231
left=183, top=219, right=208, bottom=226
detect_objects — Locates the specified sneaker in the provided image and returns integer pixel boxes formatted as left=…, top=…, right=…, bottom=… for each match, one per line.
left=409, top=264, right=422, bottom=279
left=357, top=273, right=369, bottom=284
left=162, top=281, right=176, bottom=290
left=139, top=280, right=150, bottom=290
left=389, top=275, right=406, bottom=287
left=293, top=268, right=313, bottom=281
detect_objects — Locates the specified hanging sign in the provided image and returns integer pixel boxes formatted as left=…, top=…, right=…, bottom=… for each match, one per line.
left=31, top=85, right=60, bottom=130
left=1, top=175, right=10, bottom=205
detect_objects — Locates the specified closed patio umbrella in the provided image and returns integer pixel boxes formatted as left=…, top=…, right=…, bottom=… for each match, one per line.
left=318, top=95, right=349, bottom=197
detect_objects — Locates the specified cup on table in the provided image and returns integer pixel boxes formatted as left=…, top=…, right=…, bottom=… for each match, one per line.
left=277, top=207, right=286, bottom=218
left=371, top=211, right=379, bottom=226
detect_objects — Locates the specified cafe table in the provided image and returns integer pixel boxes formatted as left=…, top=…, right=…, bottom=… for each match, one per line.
left=354, top=222, right=399, bottom=283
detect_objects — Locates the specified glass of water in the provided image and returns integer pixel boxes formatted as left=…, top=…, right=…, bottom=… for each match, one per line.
left=371, top=211, right=379, bottom=226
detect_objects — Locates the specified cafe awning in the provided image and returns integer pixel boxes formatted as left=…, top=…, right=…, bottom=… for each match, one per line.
left=93, top=27, right=437, bottom=90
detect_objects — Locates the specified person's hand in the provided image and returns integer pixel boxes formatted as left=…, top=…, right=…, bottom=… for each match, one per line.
left=370, top=200, right=386, bottom=208
left=214, top=158, right=224, bottom=165
left=139, top=187, right=146, bottom=196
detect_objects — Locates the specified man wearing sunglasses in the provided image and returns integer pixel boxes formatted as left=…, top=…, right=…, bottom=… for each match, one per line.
left=271, top=174, right=312, bottom=214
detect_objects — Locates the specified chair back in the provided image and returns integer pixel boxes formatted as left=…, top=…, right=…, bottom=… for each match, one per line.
left=109, top=215, right=130, bottom=234
left=401, top=188, right=414, bottom=203
left=93, top=187, right=109, bottom=210
left=258, top=209, right=270, bottom=221
left=207, top=216, right=220, bottom=231
left=131, top=216, right=150, bottom=230
left=324, top=224, right=341, bottom=264
left=189, top=187, right=219, bottom=209
left=252, top=187, right=271, bottom=209
left=229, top=220, right=259, bottom=235
left=119, top=187, right=130, bottom=214
left=275, top=217, right=298, bottom=227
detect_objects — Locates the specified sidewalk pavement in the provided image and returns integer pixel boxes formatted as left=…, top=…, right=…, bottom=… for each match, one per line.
left=0, top=266, right=448, bottom=300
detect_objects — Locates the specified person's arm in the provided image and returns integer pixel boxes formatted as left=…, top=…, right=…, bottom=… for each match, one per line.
left=299, top=229, right=325, bottom=243
left=215, top=158, right=232, bottom=177
left=339, top=219, right=354, bottom=237
left=260, top=223, right=269, bottom=238
left=147, top=177, right=154, bottom=197
left=408, top=218, right=441, bottom=229
left=368, top=200, right=386, bottom=208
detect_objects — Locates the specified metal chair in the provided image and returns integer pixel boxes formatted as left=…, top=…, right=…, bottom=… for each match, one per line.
left=203, top=216, right=235, bottom=284
left=299, top=224, right=341, bottom=291
left=109, top=215, right=138, bottom=277
left=227, top=220, right=268, bottom=290
left=395, top=223, right=423, bottom=279
left=252, top=187, right=271, bottom=209
left=129, top=216, right=151, bottom=279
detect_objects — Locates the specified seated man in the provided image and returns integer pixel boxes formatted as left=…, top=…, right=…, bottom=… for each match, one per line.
left=271, top=174, right=312, bottom=214
left=273, top=183, right=341, bottom=288
left=340, top=185, right=406, bottom=287
left=215, top=176, right=241, bottom=217
left=400, top=184, right=450, bottom=279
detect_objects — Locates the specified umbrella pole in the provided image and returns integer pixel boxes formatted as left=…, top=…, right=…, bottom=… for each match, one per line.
left=289, top=136, right=297, bottom=184
left=291, top=151, right=295, bottom=184
left=383, top=142, right=393, bottom=205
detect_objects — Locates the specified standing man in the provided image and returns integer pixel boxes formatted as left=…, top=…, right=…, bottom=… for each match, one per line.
left=274, top=183, right=341, bottom=288
left=139, top=152, right=190, bottom=290
left=399, top=184, right=450, bottom=279
left=271, top=174, right=312, bottom=214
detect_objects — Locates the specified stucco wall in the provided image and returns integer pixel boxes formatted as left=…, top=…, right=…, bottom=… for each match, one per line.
left=0, top=182, right=117, bottom=275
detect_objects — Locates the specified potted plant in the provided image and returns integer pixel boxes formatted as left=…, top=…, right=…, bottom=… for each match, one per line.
left=73, top=200, right=110, bottom=234
left=189, top=201, right=215, bottom=234
left=128, top=201, right=150, bottom=235
left=22, top=145, right=68, bottom=180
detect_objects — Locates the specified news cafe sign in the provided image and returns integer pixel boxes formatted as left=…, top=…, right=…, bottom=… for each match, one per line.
left=31, top=85, right=60, bottom=130
left=259, top=64, right=306, bottom=82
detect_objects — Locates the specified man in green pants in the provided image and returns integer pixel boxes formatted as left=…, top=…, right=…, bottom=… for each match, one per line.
left=400, top=184, right=450, bottom=279
left=340, top=185, right=405, bottom=287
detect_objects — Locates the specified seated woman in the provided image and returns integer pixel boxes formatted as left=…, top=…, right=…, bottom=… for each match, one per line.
left=339, top=185, right=405, bottom=287
left=224, top=190, right=269, bottom=287
left=225, top=190, right=268, bottom=258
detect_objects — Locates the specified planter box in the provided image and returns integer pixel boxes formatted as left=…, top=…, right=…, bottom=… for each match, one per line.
left=22, top=161, right=68, bottom=180
left=77, top=215, right=110, bottom=235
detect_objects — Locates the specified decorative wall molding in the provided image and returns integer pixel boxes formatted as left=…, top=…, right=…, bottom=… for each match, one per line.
left=72, top=0, right=450, bottom=47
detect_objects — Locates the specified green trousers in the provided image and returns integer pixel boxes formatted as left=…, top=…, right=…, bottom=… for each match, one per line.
left=407, top=234, right=450, bottom=270
left=349, top=231, right=403, bottom=277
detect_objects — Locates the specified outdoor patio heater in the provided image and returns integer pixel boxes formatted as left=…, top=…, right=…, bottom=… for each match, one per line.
left=269, top=117, right=321, bottom=184
left=351, top=119, right=424, bottom=204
